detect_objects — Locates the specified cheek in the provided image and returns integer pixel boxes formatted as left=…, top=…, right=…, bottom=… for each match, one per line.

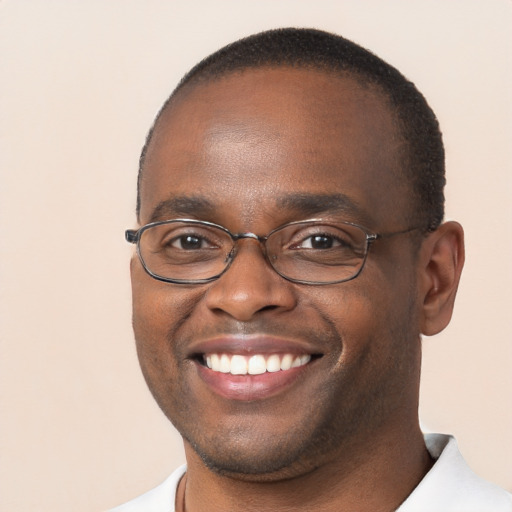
left=311, top=280, right=420, bottom=418
left=130, top=262, right=201, bottom=384
left=304, top=269, right=415, bottom=362
left=130, top=267, right=212, bottom=427
left=304, top=284, right=377, bottom=341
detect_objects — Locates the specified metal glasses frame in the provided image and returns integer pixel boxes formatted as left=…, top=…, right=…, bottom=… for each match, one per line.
left=125, top=218, right=420, bottom=286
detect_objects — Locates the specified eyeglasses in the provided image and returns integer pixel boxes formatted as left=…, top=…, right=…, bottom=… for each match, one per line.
left=125, top=219, right=420, bottom=285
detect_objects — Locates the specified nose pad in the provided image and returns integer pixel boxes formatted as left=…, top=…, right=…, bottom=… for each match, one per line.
left=224, top=245, right=237, bottom=265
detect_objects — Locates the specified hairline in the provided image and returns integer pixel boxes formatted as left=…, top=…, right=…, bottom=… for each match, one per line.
left=136, top=28, right=445, bottom=232
left=138, top=64, right=412, bottom=220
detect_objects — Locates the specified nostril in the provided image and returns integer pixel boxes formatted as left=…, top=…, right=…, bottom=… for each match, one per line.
left=257, top=304, right=280, bottom=313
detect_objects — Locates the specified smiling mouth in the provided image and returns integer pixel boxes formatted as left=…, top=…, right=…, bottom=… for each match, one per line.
left=202, top=353, right=313, bottom=376
left=191, top=342, right=322, bottom=400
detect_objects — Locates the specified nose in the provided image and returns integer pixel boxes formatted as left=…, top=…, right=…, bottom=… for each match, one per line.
left=204, top=239, right=297, bottom=322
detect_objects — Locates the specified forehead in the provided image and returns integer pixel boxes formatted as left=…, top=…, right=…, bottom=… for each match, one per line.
left=140, top=67, right=410, bottom=229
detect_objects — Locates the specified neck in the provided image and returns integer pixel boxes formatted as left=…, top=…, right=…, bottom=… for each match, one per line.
left=177, top=424, right=433, bottom=512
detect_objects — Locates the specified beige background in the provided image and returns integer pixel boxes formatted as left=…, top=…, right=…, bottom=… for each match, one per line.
left=1, top=1, right=511, bottom=510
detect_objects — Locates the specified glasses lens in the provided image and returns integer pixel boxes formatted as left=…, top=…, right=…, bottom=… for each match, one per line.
left=267, top=221, right=368, bottom=284
left=136, top=220, right=369, bottom=284
left=138, top=221, right=233, bottom=282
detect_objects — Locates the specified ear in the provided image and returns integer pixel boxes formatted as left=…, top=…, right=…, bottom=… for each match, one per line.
left=418, top=221, right=465, bottom=336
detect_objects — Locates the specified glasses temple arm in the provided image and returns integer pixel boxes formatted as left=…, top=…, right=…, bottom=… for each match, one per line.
left=125, top=230, right=138, bottom=244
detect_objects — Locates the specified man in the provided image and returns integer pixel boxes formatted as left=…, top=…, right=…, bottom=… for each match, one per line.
left=112, top=28, right=511, bottom=511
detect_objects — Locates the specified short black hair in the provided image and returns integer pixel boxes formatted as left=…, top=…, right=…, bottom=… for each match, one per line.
left=137, top=28, right=445, bottom=230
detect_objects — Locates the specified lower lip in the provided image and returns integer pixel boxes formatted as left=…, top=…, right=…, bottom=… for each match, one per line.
left=195, top=362, right=310, bottom=401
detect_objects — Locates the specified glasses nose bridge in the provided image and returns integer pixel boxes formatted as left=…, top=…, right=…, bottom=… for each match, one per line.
left=229, top=231, right=270, bottom=259
left=232, top=231, right=267, bottom=243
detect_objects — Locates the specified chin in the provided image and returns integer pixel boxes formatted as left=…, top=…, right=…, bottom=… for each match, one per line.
left=178, top=413, right=350, bottom=483
left=187, top=439, right=318, bottom=482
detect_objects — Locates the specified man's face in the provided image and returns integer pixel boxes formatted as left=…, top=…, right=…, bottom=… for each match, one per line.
left=132, top=68, right=423, bottom=480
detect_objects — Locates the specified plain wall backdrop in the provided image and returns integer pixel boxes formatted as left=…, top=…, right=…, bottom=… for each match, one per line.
left=1, top=1, right=511, bottom=510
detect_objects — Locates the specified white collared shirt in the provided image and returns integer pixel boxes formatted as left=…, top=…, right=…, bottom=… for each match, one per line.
left=108, top=434, right=512, bottom=511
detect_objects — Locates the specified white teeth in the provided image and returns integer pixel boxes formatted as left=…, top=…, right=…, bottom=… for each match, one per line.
left=248, top=355, right=266, bottom=375
left=203, top=352, right=312, bottom=375
left=210, top=354, right=220, bottom=371
left=266, top=354, right=281, bottom=373
left=292, top=354, right=312, bottom=367
left=219, top=354, right=231, bottom=373
left=230, top=355, right=248, bottom=375
left=300, top=354, right=311, bottom=365
left=291, top=356, right=302, bottom=368
left=280, top=354, right=293, bottom=371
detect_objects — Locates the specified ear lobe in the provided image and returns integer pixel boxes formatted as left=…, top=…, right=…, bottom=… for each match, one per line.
left=419, top=221, right=465, bottom=336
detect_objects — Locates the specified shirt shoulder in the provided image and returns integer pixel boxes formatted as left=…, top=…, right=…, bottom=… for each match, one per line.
left=398, top=433, right=512, bottom=512
left=107, top=465, right=186, bottom=512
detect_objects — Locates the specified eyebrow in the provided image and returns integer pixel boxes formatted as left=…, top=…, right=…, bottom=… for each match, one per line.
left=277, top=192, right=365, bottom=220
left=147, top=192, right=368, bottom=225
left=148, top=196, right=216, bottom=223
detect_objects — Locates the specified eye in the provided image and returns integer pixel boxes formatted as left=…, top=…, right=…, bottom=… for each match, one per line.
left=297, top=234, right=343, bottom=250
left=152, top=225, right=224, bottom=252
left=166, top=231, right=222, bottom=251
left=141, top=222, right=229, bottom=268
left=291, top=230, right=353, bottom=251
left=171, top=234, right=210, bottom=250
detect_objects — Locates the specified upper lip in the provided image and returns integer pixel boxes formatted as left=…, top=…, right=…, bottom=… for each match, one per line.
left=187, top=334, right=322, bottom=358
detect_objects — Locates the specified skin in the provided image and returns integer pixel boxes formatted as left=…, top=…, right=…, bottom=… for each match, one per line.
left=131, top=67, right=464, bottom=511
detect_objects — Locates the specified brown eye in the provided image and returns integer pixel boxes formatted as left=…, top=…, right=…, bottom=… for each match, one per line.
left=171, top=235, right=206, bottom=250
left=305, top=235, right=337, bottom=249
left=291, top=233, right=349, bottom=250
